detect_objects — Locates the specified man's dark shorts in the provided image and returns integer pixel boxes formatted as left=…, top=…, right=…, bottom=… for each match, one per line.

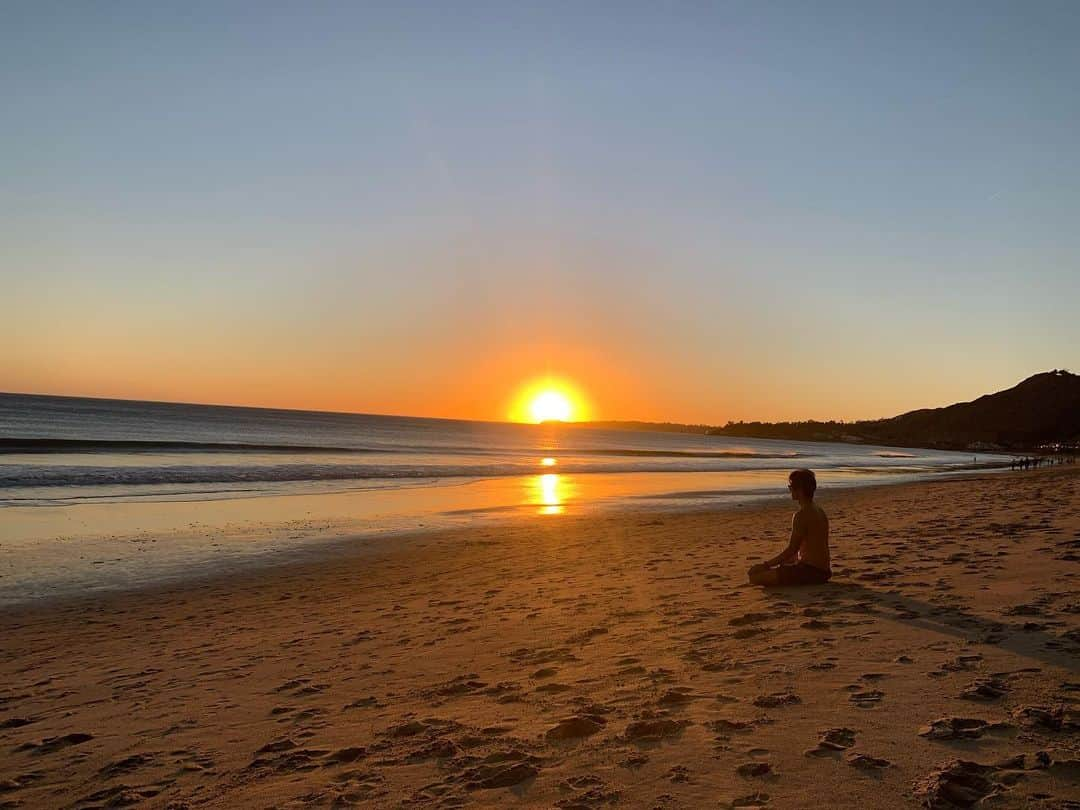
left=776, top=563, right=831, bottom=586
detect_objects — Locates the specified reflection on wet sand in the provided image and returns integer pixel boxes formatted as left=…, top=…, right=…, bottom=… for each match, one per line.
left=532, top=472, right=569, bottom=514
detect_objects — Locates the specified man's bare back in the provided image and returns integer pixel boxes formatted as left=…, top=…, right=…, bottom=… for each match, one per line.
left=793, top=502, right=830, bottom=572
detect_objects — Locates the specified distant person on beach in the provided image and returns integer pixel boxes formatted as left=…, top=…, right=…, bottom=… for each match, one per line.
left=747, top=469, right=831, bottom=586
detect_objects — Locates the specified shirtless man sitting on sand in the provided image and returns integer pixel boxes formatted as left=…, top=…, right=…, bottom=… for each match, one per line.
left=747, top=468, right=831, bottom=586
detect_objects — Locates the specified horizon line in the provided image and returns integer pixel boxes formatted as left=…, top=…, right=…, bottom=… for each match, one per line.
left=0, top=388, right=727, bottom=431
left=7, top=373, right=1055, bottom=429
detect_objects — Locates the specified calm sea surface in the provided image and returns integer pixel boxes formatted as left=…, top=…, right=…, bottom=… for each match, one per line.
left=0, top=393, right=1000, bottom=506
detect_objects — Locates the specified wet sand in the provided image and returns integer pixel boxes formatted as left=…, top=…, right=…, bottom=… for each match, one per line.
left=2, top=466, right=975, bottom=607
left=1, top=466, right=1078, bottom=808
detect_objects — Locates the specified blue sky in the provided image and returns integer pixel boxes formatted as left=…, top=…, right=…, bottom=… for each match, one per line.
left=4, top=2, right=1079, bottom=421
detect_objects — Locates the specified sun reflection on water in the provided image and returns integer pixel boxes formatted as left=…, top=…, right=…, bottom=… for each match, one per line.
left=533, top=472, right=566, bottom=515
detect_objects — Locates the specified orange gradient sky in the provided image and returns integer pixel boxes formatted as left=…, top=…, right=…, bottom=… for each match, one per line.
left=5, top=231, right=1070, bottom=424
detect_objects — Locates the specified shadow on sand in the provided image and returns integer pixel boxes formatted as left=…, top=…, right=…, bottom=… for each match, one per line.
left=765, top=579, right=1079, bottom=674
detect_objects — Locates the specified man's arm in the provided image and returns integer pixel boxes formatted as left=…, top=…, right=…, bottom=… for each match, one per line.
left=762, top=513, right=805, bottom=568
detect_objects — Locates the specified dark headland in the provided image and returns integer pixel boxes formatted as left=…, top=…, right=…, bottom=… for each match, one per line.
left=590, top=370, right=1080, bottom=452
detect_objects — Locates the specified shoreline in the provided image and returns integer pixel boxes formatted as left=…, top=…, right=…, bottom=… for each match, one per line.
left=1, top=463, right=1013, bottom=613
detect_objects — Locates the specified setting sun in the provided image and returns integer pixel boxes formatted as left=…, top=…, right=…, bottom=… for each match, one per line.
left=507, top=378, right=591, bottom=423
left=530, top=391, right=572, bottom=423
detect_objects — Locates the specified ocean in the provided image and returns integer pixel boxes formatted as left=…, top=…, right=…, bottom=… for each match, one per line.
left=0, top=392, right=999, bottom=507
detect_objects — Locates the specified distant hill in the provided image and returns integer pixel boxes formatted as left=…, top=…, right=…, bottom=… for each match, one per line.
left=711, top=370, right=1080, bottom=451
left=583, top=420, right=713, bottom=435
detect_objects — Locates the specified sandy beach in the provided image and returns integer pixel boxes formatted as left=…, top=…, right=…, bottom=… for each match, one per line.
left=2, top=466, right=1078, bottom=809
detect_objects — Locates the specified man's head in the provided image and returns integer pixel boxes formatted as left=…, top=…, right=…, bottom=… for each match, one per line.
left=788, top=468, right=817, bottom=501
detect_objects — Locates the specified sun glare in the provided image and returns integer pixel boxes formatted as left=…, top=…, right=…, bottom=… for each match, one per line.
left=530, top=391, right=572, bottom=423
left=508, top=378, right=590, bottom=424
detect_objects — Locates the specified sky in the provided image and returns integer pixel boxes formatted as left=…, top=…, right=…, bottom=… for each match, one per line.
left=4, top=1, right=1079, bottom=424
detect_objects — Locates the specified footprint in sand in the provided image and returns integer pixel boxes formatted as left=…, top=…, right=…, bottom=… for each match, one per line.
left=74, top=785, right=163, bottom=806
left=97, top=752, right=157, bottom=778
left=960, top=677, right=1009, bottom=701
left=733, top=626, right=767, bottom=639
left=1012, top=705, right=1077, bottom=732
left=722, top=791, right=770, bottom=808
left=658, top=687, right=699, bottom=707
left=457, top=760, right=540, bottom=791
left=565, top=627, right=609, bottom=645
left=170, top=748, right=216, bottom=774
left=0, top=771, right=45, bottom=793
left=0, top=717, right=38, bottom=730
left=331, top=770, right=388, bottom=804
left=254, top=738, right=299, bottom=754
left=545, top=715, right=606, bottom=742
left=849, top=689, right=885, bottom=708
left=15, top=732, right=93, bottom=754
left=804, top=727, right=856, bottom=757
left=619, top=753, right=649, bottom=769
left=248, top=741, right=339, bottom=773
left=554, top=781, right=621, bottom=808
left=667, top=765, right=692, bottom=783
left=913, top=758, right=1023, bottom=807
left=918, top=717, right=1013, bottom=740
left=752, top=692, right=800, bottom=709
left=387, top=720, right=428, bottom=738
left=707, top=718, right=756, bottom=745
left=846, top=752, right=892, bottom=770
left=434, top=676, right=487, bottom=697
left=405, top=736, right=459, bottom=763
left=624, top=717, right=690, bottom=742
left=273, top=677, right=310, bottom=693
left=1004, top=603, right=1045, bottom=617
left=560, top=775, right=606, bottom=791
left=324, top=746, right=368, bottom=764
left=729, top=612, right=771, bottom=627
left=535, top=682, right=573, bottom=694
left=290, top=707, right=326, bottom=725
left=736, top=761, right=773, bottom=778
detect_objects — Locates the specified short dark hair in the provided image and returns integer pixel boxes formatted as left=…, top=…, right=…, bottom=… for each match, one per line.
left=789, top=468, right=817, bottom=497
